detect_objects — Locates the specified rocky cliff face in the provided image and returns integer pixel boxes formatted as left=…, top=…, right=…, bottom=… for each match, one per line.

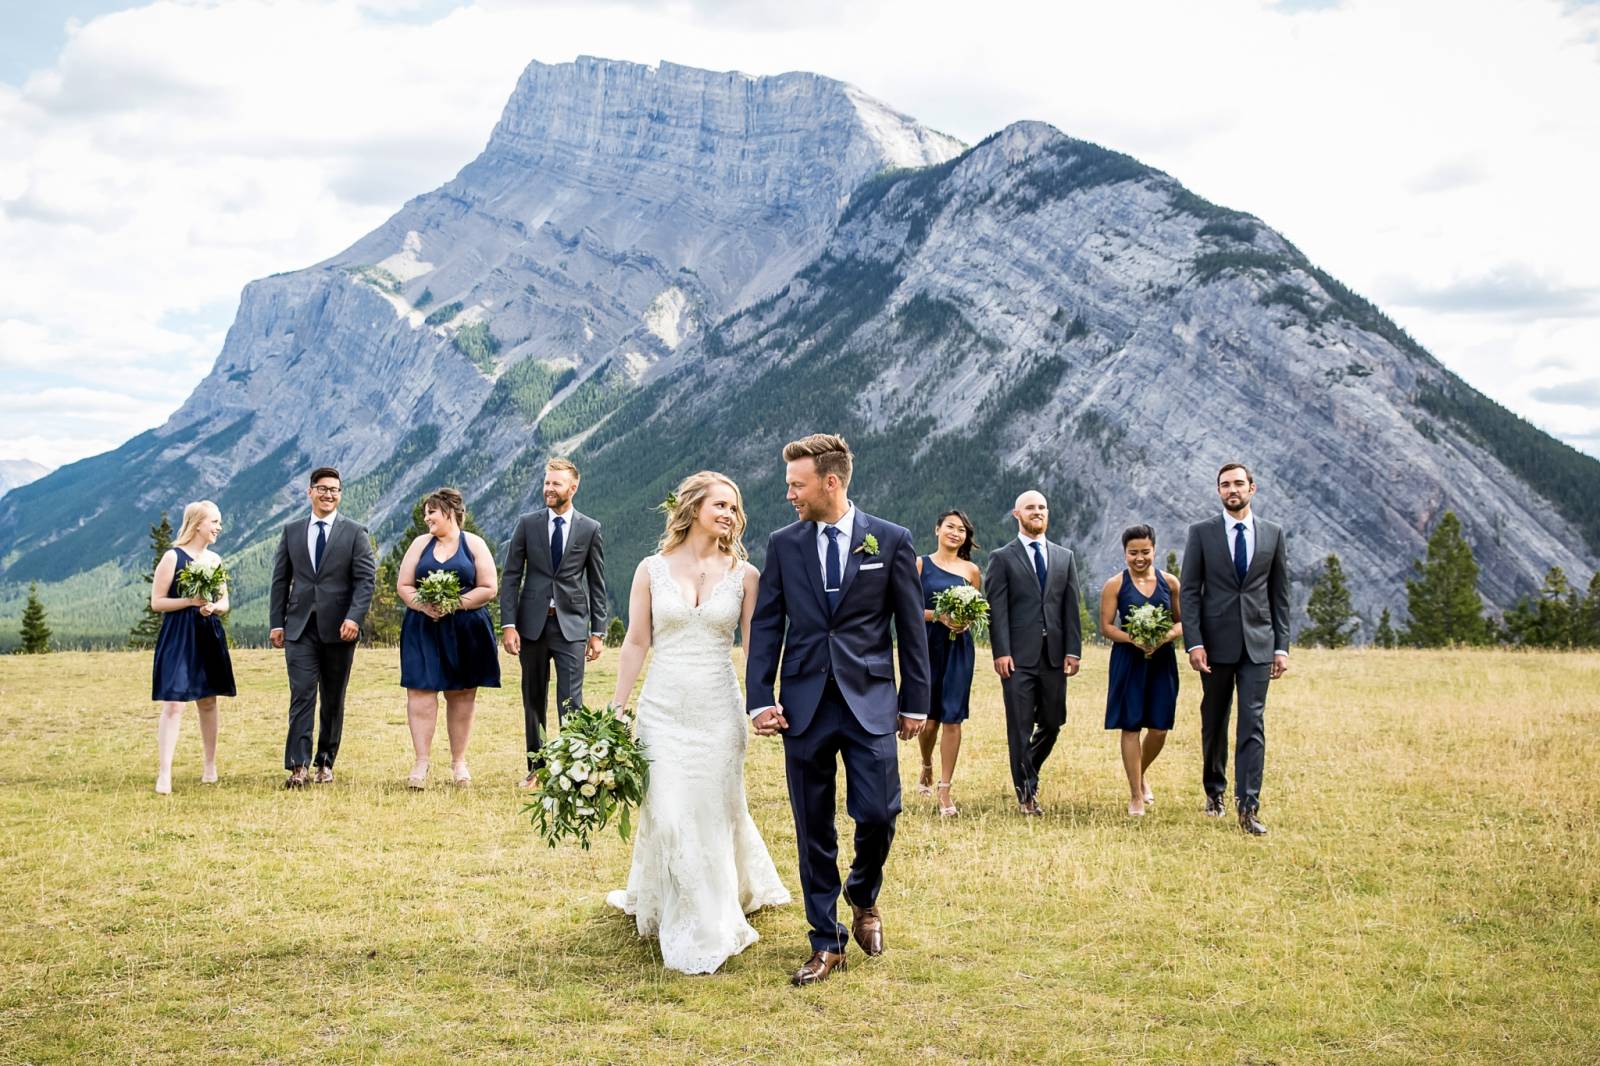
left=3, top=62, right=1595, bottom=641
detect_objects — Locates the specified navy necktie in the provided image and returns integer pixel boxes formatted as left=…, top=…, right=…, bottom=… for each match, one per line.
left=1030, top=541, right=1047, bottom=595
left=823, top=526, right=842, bottom=614
left=313, top=520, right=327, bottom=572
left=1233, top=521, right=1248, bottom=583
left=550, top=515, right=565, bottom=574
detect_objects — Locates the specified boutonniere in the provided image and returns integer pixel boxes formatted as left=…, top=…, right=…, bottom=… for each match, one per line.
left=854, top=533, right=880, bottom=557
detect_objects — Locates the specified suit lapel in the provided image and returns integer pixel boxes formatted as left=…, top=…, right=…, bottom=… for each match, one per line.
left=535, top=510, right=552, bottom=578
left=835, top=513, right=869, bottom=605
left=1243, top=520, right=1274, bottom=584
left=797, top=523, right=830, bottom=617
left=1045, top=542, right=1067, bottom=600
left=290, top=517, right=314, bottom=577
left=1213, top=516, right=1241, bottom=590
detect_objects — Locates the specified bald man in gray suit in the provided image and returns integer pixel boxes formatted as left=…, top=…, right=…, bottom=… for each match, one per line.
left=1180, top=461, right=1291, bottom=836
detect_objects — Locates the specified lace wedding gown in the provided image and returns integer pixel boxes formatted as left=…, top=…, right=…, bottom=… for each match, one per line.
left=606, top=555, right=791, bottom=974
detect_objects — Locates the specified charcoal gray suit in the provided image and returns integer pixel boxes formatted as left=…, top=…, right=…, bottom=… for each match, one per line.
left=500, top=506, right=606, bottom=769
left=269, top=513, right=376, bottom=770
left=985, top=536, right=1083, bottom=804
left=1180, top=513, right=1291, bottom=811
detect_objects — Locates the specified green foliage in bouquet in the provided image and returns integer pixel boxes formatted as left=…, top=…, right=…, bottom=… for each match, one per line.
left=932, top=584, right=988, bottom=640
left=414, top=571, right=462, bottom=615
left=1121, top=603, right=1174, bottom=657
left=176, top=559, right=228, bottom=603
left=521, top=703, right=649, bottom=850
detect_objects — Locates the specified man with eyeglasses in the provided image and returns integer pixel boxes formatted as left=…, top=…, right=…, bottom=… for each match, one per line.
left=269, top=466, right=377, bottom=788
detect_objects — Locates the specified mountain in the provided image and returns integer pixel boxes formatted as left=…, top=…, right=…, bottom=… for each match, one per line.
left=3, top=58, right=1596, bottom=644
left=0, top=460, right=50, bottom=496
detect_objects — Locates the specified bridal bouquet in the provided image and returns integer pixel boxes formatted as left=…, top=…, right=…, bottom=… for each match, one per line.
left=932, top=584, right=988, bottom=640
left=414, top=570, right=462, bottom=614
left=176, top=558, right=228, bottom=603
left=522, top=703, right=649, bottom=850
left=1122, top=603, right=1174, bottom=657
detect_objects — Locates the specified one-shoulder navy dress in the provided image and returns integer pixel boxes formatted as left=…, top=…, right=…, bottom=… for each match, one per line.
left=400, top=537, right=501, bottom=692
left=151, top=547, right=236, bottom=702
left=920, top=556, right=975, bottom=724
left=1104, top=569, right=1179, bottom=731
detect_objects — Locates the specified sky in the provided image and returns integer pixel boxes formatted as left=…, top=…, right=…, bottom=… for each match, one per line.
left=3, top=0, right=1598, bottom=470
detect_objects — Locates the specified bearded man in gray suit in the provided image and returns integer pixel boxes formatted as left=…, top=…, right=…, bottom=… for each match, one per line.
left=986, top=490, right=1082, bottom=815
left=1180, top=462, right=1291, bottom=836
left=500, top=457, right=607, bottom=786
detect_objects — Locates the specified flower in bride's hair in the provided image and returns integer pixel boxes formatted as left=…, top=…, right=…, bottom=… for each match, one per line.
left=655, top=490, right=680, bottom=515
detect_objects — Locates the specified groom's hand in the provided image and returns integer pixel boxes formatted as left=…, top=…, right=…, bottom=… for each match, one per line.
left=1188, top=647, right=1211, bottom=674
left=896, top=715, right=925, bottom=740
left=1270, top=653, right=1289, bottom=680
left=993, top=656, right=1015, bottom=679
left=752, top=706, right=788, bottom=736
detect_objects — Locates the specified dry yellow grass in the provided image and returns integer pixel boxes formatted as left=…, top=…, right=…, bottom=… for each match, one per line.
left=0, top=647, right=1596, bottom=1063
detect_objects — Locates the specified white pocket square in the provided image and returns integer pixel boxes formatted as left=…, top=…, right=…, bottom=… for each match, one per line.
left=859, top=562, right=884, bottom=570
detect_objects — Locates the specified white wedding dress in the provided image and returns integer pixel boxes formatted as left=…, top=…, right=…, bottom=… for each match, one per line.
left=606, top=555, right=790, bottom=974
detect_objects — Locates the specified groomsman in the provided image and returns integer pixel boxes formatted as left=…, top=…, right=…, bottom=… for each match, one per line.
left=501, top=457, right=607, bottom=786
left=1180, top=462, right=1291, bottom=836
left=269, top=466, right=377, bottom=788
left=985, top=490, right=1082, bottom=815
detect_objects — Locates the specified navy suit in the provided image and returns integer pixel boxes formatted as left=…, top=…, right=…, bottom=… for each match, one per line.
left=747, top=510, right=931, bottom=953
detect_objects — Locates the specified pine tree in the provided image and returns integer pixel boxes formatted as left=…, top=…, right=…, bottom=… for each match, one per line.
left=128, top=512, right=173, bottom=649
left=1503, top=567, right=1577, bottom=648
left=1373, top=608, right=1397, bottom=649
left=604, top=616, right=626, bottom=647
left=1581, top=572, right=1600, bottom=649
left=19, top=583, right=51, bottom=654
left=1403, top=511, right=1488, bottom=647
left=1165, top=549, right=1181, bottom=580
left=1303, top=553, right=1356, bottom=648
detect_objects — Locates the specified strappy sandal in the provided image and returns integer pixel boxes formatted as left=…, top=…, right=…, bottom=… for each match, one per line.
left=936, top=781, right=958, bottom=817
left=452, top=764, right=472, bottom=788
left=917, top=763, right=934, bottom=797
left=407, top=761, right=429, bottom=790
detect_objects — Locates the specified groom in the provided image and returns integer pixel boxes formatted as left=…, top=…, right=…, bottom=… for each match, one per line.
left=747, top=433, right=931, bottom=987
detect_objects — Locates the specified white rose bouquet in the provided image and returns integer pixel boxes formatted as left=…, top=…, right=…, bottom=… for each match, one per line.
left=521, top=702, right=649, bottom=850
left=414, top=570, right=462, bottom=615
left=932, top=584, right=988, bottom=640
left=176, top=558, right=228, bottom=603
left=1122, top=603, right=1175, bottom=657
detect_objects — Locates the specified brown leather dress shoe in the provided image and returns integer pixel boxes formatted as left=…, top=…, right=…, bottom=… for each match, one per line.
left=285, top=766, right=309, bottom=789
left=1238, top=806, right=1268, bottom=836
left=791, top=949, right=847, bottom=986
left=843, top=891, right=884, bottom=956
left=313, top=766, right=333, bottom=784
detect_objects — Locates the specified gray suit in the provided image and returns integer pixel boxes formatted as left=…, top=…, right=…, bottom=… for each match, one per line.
left=269, top=514, right=377, bottom=770
left=500, top=507, right=607, bottom=768
left=986, top=536, right=1083, bottom=804
left=1180, top=514, right=1291, bottom=810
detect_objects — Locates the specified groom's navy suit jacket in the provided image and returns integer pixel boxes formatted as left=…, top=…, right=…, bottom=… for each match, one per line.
left=746, top=511, right=931, bottom=736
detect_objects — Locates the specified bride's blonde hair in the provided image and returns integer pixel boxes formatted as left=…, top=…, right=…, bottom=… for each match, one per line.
left=657, top=471, right=748, bottom=563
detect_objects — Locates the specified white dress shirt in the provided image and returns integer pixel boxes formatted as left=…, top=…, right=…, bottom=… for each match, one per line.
left=1017, top=530, right=1049, bottom=574
left=1222, top=510, right=1256, bottom=570
left=307, top=511, right=337, bottom=571
left=815, top=505, right=857, bottom=588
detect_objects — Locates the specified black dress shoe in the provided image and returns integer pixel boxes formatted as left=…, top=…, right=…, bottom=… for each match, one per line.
left=1237, top=806, right=1268, bottom=836
left=1202, top=795, right=1226, bottom=817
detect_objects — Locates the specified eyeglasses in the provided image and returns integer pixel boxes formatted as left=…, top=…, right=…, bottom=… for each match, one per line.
left=312, top=485, right=342, bottom=495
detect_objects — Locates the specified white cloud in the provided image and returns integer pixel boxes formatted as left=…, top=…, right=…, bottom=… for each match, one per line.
left=1, top=0, right=1597, bottom=468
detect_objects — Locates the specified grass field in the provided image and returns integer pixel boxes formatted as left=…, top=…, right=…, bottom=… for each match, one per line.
left=1, top=646, right=1596, bottom=1063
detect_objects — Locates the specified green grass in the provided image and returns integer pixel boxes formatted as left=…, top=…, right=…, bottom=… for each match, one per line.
left=0, top=647, right=1596, bottom=1062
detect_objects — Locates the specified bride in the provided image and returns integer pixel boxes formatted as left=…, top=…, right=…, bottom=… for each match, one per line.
left=606, top=470, right=790, bottom=974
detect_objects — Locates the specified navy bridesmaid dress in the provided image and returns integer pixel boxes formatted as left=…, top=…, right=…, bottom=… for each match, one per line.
left=1104, top=569, right=1179, bottom=731
left=151, top=547, right=236, bottom=702
left=920, top=556, right=975, bottom=724
left=400, top=537, right=501, bottom=691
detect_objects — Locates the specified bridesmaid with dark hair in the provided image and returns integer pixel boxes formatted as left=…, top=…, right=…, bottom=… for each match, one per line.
left=151, top=500, right=236, bottom=795
left=1100, top=524, right=1182, bottom=817
left=396, top=487, right=501, bottom=789
left=916, top=509, right=982, bottom=817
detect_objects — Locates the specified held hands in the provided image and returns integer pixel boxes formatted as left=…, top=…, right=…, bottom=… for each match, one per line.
left=1270, top=653, right=1289, bottom=680
left=937, top=613, right=969, bottom=635
left=897, top=715, right=925, bottom=740
left=993, top=655, right=1015, bottom=679
left=198, top=601, right=216, bottom=617
left=586, top=635, right=604, bottom=662
left=1188, top=647, right=1211, bottom=674
left=751, top=706, right=788, bottom=736
left=502, top=628, right=521, bottom=655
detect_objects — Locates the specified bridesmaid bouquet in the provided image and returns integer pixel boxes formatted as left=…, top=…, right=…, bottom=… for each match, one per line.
left=932, top=584, right=989, bottom=640
left=414, top=571, right=462, bottom=615
left=1123, top=603, right=1175, bottom=657
left=522, top=703, right=649, bottom=850
left=176, top=559, right=228, bottom=603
